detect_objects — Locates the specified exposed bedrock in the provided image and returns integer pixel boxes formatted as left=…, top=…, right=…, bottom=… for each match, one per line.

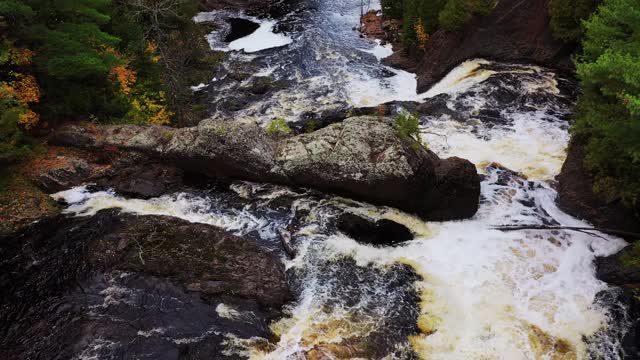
left=556, top=140, right=640, bottom=235
left=51, top=116, right=481, bottom=220
left=384, top=0, right=575, bottom=92
left=0, top=210, right=289, bottom=359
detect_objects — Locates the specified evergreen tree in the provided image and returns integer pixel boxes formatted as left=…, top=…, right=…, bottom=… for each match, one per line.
left=573, top=0, right=640, bottom=208
left=549, top=0, right=601, bottom=42
left=439, top=0, right=495, bottom=31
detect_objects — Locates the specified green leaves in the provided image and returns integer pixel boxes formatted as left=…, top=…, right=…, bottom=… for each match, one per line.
left=393, top=112, right=421, bottom=141
left=0, top=0, right=33, bottom=18
left=266, top=118, right=293, bottom=136
left=548, top=0, right=600, bottom=42
left=382, top=0, right=496, bottom=45
left=573, top=0, right=640, bottom=207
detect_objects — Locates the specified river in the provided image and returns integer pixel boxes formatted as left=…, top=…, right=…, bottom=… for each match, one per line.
left=51, top=0, right=633, bottom=358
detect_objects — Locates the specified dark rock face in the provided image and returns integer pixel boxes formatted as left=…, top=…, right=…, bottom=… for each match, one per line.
left=384, top=0, right=574, bottom=92
left=596, top=246, right=640, bottom=288
left=0, top=210, right=289, bottom=359
left=51, top=116, right=481, bottom=221
left=96, top=162, right=184, bottom=199
left=556, top=140, right=640, bottom=235
left=337, top=212, right=413, bottom=246
left=430, top=156, right=483, bottom=220
left=224, top=17, right=260, bottom=42
left=22, top=146, right=184, bottom=199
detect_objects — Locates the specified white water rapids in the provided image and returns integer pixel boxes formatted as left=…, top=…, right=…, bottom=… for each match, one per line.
left=52, top=1, right=632, bottom=358
left=53, top=61, right=629, bottom=359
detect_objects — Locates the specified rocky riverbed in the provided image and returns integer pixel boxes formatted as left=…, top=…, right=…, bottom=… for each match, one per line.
left=1, top=0, right=639, bottom=359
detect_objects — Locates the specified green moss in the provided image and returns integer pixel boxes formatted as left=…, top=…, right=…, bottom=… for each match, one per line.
left=304, top=120, right=319, bottom=133
left=621, top=242, right=640, bottom=269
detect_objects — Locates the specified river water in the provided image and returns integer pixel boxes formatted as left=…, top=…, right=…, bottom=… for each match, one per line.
left=52, top=0, right=634, bottom=358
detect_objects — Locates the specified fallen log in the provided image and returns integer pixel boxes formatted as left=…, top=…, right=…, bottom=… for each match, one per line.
left=492, top=225, right=640, bottom=241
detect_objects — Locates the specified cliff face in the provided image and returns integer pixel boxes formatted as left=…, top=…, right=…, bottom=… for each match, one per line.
left=384, top=0, right=575, bottom=92
left=556, top=140, right=640, bottom=235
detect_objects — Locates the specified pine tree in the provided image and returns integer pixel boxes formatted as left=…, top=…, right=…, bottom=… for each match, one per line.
left=549, top=0, right=601, bottom=42
left=573, top=0, right=640, bottom=207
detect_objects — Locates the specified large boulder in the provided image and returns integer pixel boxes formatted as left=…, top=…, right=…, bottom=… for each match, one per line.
left=336, top=212, right=414, bottom=246
left=595, top=243, right=640, bottom=288
left=51, top=117, right=481, bottom=220
left=384, top=0, right=574, bottom=92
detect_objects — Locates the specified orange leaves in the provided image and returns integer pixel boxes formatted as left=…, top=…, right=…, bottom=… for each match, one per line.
left=414, top=18, right=430, bottom=51
left=110, top=65, right=137, bottom=95
left=12, top=75, right=40, bottom=105
left=0, top=42, right=42, bottom=132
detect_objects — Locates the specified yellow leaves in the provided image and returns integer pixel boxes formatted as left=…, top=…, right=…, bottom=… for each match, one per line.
left=146, top=41, right=158, bottom=53
left=145, top=41, right=161, bottom=63
left=110, top=65, right=137, bottom=95
left=9, top=47, right=34, bottom=65
left=18, top=110, right=40, bottom=130
left=129, top=92, right=173, bottom=125
left=415, top=18, right=430, bottom=51
left=148, top=107, right=172, bottom=125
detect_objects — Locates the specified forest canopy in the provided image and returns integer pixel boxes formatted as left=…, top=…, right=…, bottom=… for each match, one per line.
left=0, top=0, right=218, bottom=163
left=572, top=0, right=640, bottom=210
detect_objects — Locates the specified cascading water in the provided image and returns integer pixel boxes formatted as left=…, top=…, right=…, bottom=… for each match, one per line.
left=49, top=1, right=635, bottom=359
left=193, top=0, right=424, bottom=124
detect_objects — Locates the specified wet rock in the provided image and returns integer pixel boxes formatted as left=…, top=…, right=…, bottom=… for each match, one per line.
left=337, top=212, right=413, bottom=246
left=384, top=0, right=575, bottom=92
left=429, top=156, right=483, bottom=220
left=359, top=10, right=385, bottom=39
left=286, top=256, right=422, bottom=359
left=556, top=140, right=640, bottom=236
left=416, top=94, right=458, bottom=119
left=595, top=243, right=640, bottom=288
left=36, top=158, right=91, bottom=192
left=51, top=116, right=481, bottom=220
left=588, top=288, right=640, bottom=359
left=0, top=210, right=289, bottom=359
left=19, top=146, right=185, bottom=200
left=224, top=17, right=260, bottom=42
left=241, top=75, right=286, bottom=95
left=96, top=163, right=184, bottom=199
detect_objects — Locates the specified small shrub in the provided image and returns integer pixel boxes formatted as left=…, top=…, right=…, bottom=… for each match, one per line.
left=394, top=112, right=422, bottom=143
left=266, top=118, right=292, bottom=136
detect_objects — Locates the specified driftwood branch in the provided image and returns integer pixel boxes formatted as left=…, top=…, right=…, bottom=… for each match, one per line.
left=278, top=229, right=296, bottom=259
left=418, top=130, right=449, bottom=147
left=492, top=225, right=640, bottom=241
